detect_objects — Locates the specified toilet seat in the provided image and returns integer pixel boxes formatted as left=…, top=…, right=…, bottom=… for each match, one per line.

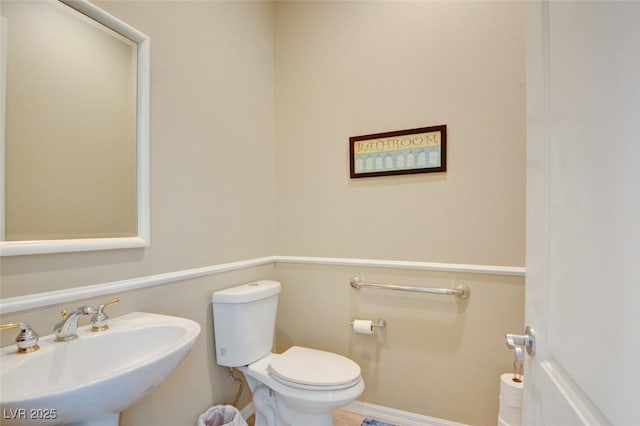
left=268, top=346, right=361, bottom=390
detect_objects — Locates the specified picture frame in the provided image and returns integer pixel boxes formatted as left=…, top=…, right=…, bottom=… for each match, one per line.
left=349, top=125, right=447, bottom=178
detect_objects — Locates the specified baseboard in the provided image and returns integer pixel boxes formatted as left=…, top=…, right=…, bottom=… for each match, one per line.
left=344, top=401, right=469, bottom=426
left=240, top=400, right=467, bottom=426
left=240, top=402, right=255, bottom=420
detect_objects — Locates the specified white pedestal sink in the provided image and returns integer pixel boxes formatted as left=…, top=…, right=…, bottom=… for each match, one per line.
left=0, top=312, right=201, bottom=425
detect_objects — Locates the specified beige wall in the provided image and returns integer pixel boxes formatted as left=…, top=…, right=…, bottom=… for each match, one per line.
left=0, top=2, right=525, bottom=426
left=1, top=0, right=277, bottom=298
left=0, top=265, right=275, bottom=425
left=275, top=1, right=526, bottom=266
left=275, top=265, right=524, bottom=426
left=273, top=2, right=525, bottom=425
left=1, top=1, right=276, bottom=424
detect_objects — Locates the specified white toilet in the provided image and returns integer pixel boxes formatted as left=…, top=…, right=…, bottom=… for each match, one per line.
left=212, top=280, right=364, bottom=426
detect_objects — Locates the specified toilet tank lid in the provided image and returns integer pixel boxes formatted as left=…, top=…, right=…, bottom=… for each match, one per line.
left=212, top=280, right=281, bottom=304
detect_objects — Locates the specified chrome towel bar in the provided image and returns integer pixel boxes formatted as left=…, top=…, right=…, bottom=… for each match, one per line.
left=349, top=276, right=470, bottom=299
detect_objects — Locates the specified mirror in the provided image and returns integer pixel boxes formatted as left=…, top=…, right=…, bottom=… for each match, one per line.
left=0, top=0, right=149, bottom=256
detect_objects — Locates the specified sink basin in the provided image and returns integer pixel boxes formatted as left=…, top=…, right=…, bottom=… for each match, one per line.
left=0, top=312, right=200, bottom=425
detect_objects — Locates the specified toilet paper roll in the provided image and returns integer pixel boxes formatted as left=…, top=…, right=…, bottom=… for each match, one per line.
left=499, top=373, right=524, bottom=407
left=352, top=319, right=374, bottom=335
left=498, top=373, right=524, bottom=426
left=498, top=400, right=523, bottom=425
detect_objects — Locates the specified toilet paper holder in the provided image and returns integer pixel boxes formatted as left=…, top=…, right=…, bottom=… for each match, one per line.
left=350, top=319, right=387, bottom=328
left=505, top=326, right=536, bottom=358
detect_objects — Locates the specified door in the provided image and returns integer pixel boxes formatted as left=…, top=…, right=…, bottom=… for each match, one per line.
left=524, top=1, right=640, bottom=425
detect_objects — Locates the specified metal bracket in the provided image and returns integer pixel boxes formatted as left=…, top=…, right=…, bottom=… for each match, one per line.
left=505, top=326, right=536, bottom=357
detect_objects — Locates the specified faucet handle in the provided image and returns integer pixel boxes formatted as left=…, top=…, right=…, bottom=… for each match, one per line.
left=59, top=305, right=94, bottom=319
left=0, top=322, right=40, bottom=354
left=91, top=298, right=120, bottom=332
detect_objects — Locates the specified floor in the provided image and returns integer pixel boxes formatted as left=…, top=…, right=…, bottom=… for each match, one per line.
left=333, top=409, right=371, bottom=425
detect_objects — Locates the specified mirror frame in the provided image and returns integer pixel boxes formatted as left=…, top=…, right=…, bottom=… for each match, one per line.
left=0, top=0, right=150, bottom=256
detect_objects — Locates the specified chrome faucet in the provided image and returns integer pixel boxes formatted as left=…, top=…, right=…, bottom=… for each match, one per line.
left=54, top=306, right=96, bottom=341
left=53, top=298, right=120, bottom=341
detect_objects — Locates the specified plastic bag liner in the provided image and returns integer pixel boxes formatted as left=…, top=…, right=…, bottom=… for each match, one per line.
left=197, top=405, right=248, bottom=426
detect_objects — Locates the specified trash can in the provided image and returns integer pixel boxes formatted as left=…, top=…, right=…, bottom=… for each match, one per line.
left=197, top=405, right=248, bottom=426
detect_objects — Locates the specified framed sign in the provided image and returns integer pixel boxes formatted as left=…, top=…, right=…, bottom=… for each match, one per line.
left=349, top=125, right=446, bottom=178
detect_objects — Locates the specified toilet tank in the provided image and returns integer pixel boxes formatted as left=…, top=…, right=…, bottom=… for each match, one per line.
left=212, top=280, right=281, bottom=367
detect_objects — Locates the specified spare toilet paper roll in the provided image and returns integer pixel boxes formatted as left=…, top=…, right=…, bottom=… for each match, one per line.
left=498, top=373, right=524, bottom=426
left=499, top=373, right=524, bottom=406
left=499, top=398, right=522, bottom=426
left=352, top=319, right=374, bottom=335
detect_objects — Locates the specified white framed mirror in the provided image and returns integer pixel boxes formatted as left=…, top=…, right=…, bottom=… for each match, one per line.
left=0, top=0, right=149, bottom=256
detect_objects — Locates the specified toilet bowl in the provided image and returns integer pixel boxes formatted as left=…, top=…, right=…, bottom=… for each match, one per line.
left=212, top=281, right=364, bottom=426
left=241, top=347, right=364, bottom=425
